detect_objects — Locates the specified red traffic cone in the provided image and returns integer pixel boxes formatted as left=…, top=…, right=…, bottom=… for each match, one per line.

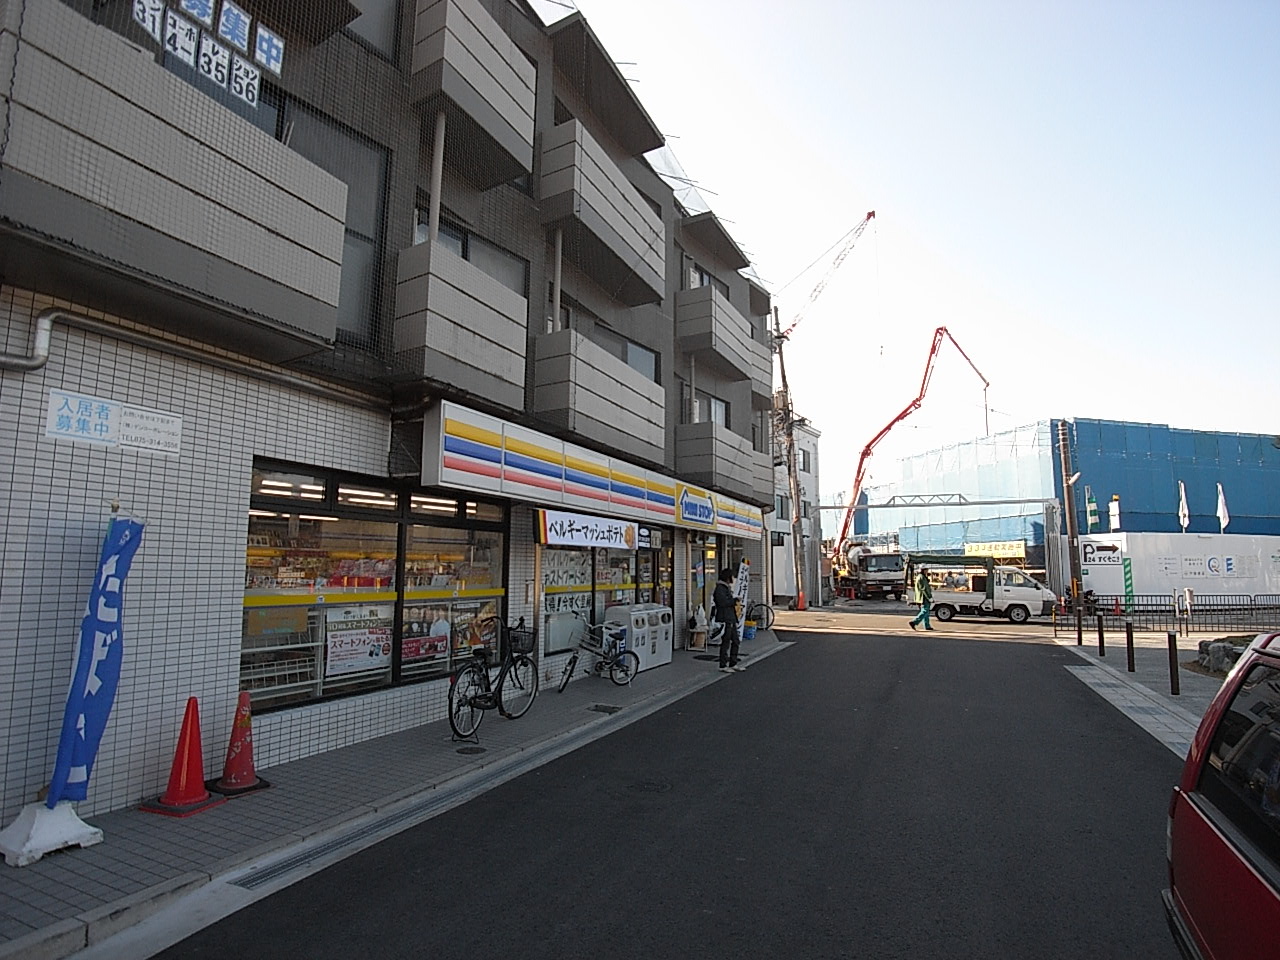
left=207, top=692, right=269, bottom=797
left=140, top=698, right=226, bottom=817
left=1113, top=597, right=1121, bottom=615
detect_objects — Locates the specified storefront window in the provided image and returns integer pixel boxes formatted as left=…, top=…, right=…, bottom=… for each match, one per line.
left=594, top=548, right=635, bottom=622
left=243, top=513, right=398, bottom=708
left=401, top=525, right=505, bottom=679
left=689, top=534, right=719, bottom=618
left=542, top=546, right=592, bottom=654
left=242, top=463, right=507, bottom=709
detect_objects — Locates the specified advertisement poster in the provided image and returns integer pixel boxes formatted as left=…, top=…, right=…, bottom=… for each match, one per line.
left=325, top=604, right=393, bottom=677
left=450, top=599, right=500, bottom=654
left=401, top=603, right=453, bottom=663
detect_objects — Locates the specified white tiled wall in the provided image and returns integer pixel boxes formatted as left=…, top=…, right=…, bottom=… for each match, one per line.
left=0, top=288, right=390, bottom=821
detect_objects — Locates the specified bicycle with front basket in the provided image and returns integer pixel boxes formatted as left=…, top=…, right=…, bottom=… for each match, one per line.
left=557, top=612, right=640, bottom=692
left=448, top=616, right=539, bottom=738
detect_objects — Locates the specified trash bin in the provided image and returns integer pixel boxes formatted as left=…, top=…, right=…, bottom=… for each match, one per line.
left=742, top=620, right=757, bottom=641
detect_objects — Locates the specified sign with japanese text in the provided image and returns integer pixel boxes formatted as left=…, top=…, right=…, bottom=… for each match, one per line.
left=46, top=516, right=146, bottom=805
left=133, top=0, right=284, bottom=108
left=324, top=605, right=392, bottom=677
left=964, top=540, right=1026, bottom=559
left=46, top=390, right=183, bottom=456
left=538, top=509, right=637, bottom=549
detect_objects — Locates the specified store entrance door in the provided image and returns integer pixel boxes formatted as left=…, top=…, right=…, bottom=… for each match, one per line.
left=688, top=535, right=718, bottom=619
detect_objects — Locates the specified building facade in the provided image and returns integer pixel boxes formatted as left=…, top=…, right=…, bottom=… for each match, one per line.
left=0, top=0, right=774, bottom=822
left=771, top=418, right=822, bottom=606
left=861, top=417, right=1280, bottom=576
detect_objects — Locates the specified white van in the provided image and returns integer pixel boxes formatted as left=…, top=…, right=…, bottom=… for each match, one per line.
left=930, top=568, right=1057, bottom=624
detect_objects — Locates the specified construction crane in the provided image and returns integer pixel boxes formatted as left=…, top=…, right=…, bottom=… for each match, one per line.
left=832, top=326, right=990, bottom=580
left=773, top=211, right=876, bottom=610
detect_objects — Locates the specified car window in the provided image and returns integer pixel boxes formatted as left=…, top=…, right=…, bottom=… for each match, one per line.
left=1197, top=661, right=1280, bottom=871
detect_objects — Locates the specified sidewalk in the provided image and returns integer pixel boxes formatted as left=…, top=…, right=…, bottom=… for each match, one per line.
left=0, top=635, right=786, bottom=960
left=1053, top=628, right=1227, bottom=759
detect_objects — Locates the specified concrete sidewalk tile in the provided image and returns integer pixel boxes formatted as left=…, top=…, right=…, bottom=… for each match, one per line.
left=77, top=871, right=208, bottom=946
left=0, top=917, right=85, bottom=960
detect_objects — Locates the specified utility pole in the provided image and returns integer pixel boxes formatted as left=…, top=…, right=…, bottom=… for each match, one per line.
left=1058, top=419, right=1082, bottom=600
left=774, top=307, right=808, bottom=610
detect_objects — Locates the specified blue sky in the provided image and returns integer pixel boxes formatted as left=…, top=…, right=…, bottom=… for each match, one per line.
left=530, top=0, right=1279, bottom=503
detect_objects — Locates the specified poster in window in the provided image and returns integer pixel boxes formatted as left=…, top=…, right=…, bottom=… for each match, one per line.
left=402, top=603, right=453, bottom=662
left=451, top=599, right=500, bottom=654
left=324, top=605, right=393, bottom=677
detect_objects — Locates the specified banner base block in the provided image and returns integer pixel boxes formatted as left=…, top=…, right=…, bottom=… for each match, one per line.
left=0, top=801, right=103, bottom=867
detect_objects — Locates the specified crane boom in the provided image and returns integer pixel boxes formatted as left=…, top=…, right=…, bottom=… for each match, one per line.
left=834, top=327, right=989, bottom=561
left=778, top=211, right=875, bottom=341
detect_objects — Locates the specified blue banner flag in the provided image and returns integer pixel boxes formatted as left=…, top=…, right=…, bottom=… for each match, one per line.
left=46, top=516, right=145, bottom=807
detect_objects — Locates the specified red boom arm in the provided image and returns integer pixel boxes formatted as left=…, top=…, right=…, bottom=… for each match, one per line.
left=833, top=327, right=989, bottom=559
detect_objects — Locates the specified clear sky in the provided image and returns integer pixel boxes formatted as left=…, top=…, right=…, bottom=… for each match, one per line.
left=529, top=0, right=1279, bottom=507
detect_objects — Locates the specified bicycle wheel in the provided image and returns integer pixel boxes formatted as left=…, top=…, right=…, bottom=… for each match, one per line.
left=609, top=650, right=640, bottom=686
left=557, top=653, right=578, bottom=693
left=448, top=664, right=486, bottom=738
left=499, top=654, right=539, bottom=718
left=753, top=603, right=775, bottom=630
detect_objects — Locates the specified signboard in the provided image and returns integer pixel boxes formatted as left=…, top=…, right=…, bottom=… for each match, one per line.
left=425, top=401, right=764, bottom=540
left=1081, top=541, right=1122, bottom=565
left=324, top=605, right=392, bottom=677
left=964, top=540, right=1026, bottom=559
left=538, top=509, right=637, bottom=549
left=46, top=390, right=183, bottom=456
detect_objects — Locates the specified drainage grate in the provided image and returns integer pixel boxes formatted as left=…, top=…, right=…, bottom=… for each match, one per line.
left=589, top=704, right=621, bottom=714
left=456, top=746, right=486, bottom=755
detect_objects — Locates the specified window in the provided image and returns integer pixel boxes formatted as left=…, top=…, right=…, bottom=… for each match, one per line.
left=591, top=325, right=660, bottom=384
left=695, top=390, right=728, bottom=428
left=1198, top=662, right=1280, bottom=870
left=415, top=212, right=528, bottom=298
left=687, top=261, right=729, bottom=299
left=801, top=500, right=811, bottom=519
left=771, top=531, right=786, bottom=547
left=346, top=0, right=399, bottom=58
left=775, top=494, right=792, bottom=519
left=798, top=448, right=811, bottom=473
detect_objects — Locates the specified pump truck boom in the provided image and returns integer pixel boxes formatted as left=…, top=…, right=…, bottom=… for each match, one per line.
left=831, top=327, right=990, bottom=597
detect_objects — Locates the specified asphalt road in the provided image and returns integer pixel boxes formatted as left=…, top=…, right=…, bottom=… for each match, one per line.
left=154, top=628, right=1183, bottom=960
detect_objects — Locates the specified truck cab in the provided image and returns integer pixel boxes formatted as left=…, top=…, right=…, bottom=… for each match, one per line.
left=907, top=554, right=1057, bottom=624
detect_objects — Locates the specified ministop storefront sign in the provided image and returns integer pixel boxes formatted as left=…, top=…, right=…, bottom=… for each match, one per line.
left=423, top=401, right=764, bottom=540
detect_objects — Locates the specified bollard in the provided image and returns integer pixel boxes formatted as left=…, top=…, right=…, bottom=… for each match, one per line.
left=1125, top=621, right=1135, bottom=672
left=1167, top=632, right=1180, bottom=696
left=1096, top=614, right=1105, bottom=657
left=1075, top=606, right=1082, bottom=646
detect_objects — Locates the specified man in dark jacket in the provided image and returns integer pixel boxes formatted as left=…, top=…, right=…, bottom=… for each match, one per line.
left=713, top=567, right=744, bottom=672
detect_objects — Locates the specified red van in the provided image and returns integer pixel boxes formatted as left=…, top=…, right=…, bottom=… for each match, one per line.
left=1164, top=631, right=1280, bottom=960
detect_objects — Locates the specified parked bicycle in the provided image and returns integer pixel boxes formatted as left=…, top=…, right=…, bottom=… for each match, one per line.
left=744, top=600, right=775, bottom=630
left=448, top=616, right=539, bottom=738
left=557, top=612, right=641, bottom=692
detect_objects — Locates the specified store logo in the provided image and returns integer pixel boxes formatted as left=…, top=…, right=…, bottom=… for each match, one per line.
left=679, top=488, right=715, bottom=527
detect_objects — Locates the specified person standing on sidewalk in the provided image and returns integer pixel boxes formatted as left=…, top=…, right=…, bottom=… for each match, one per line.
left=714, top=567, right=745, bottom=672
left=908, top=567, right=934, bottom=631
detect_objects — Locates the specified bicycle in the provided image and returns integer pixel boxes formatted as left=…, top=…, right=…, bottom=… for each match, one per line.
left=448, top=616, right=539, bottom=738
left=744, top=600, right=775, bottom=630
left=557, top=613, right=641, bottom=692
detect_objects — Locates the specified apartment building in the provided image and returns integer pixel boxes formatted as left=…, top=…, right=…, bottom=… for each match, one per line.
left=771, top=417, right=822, bottom=607
left=0, top=0, right=774, bottom=821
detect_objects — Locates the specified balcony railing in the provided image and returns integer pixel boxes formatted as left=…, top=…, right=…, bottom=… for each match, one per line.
left=676, top=287, right=771, bottom=395
left=0, top=0, right=348, bottom=360
left=394, top=241, right=528, bottom=412
left=411, top=0, right=536, bottom=188
left=532, top=329, right=665, bottom=464
left=540, top=120, right=664, bottom=306
left=675, top=421, right=762, bottom=504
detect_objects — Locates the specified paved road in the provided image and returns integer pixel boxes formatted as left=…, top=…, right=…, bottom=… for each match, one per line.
left=152, top=628, right=1182, bottom=960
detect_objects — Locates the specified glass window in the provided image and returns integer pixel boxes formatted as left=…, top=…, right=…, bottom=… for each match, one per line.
left=336, top=235, right=377, bottom=339
left=696, top=390, right=728, bottom=428
left=625, top=342, right=658, bottom=383
left=776, top=494, right=792, bottom=518
left=411, top=494, right=459, bottom=517
left=595, top=548, right=636, bottom=622
left=252, top=468, right=327, bottom=503
left=346, top=0, right=399, bottom=58
left=287, top=106, right=386, bottom=239
left=337, top=483, right=398, bottom=511
left=542, top=546, right=593, bottom=654
left=799, top=448, right=811, bottom=473
left=469, top=235, right=528, bottom=297
left=1198, top=662, right=1280, bottom=870
left=465, top=501, right=503, bottom=522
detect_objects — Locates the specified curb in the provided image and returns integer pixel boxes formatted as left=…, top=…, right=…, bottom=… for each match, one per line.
left=1054, top=637, right=1207, bottom=728
left=1, top=639, right=791, bottom=960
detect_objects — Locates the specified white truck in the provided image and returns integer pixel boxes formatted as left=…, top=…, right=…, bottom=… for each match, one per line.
left=907, top=555, right=1058, bottom=624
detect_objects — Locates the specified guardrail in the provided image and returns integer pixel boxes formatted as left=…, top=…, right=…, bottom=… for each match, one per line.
left=1058, top=594, right=1280, bottom=636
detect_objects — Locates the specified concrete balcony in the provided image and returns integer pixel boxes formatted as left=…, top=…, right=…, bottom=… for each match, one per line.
left=540, top=120, right=664, bottom=306
left=676, top=287, right=771, bottom=395
left=411, top=0, right=535, bottom=189
left=0, top=0, right=348, bottom=361
left=675, top=421, right=761, bottom=504
left=751, top=449, right=774, bottom=505
left=394, top=241, right=528, bottom=412
left=532, top=329, right=665, bottom=464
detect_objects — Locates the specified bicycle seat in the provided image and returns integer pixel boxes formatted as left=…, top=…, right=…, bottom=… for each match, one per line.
left=467, top=645, right=489, bottom=663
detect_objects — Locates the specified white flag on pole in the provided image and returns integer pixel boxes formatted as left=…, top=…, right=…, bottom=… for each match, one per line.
left=1216, top=483, right=1229, bottom=534
left=1177, top=480, right=1189, bottom=532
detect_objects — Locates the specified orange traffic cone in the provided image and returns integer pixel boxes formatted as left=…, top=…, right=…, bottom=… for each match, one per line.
left=207, top=692, right=269, bottom=797
left=139, top=698, right=226, bottom=817
left=1113, top=597, right=1121, bottom=615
